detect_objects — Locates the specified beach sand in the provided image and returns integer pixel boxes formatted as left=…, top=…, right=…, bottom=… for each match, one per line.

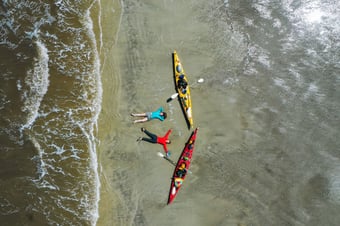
left=97, top=0, right=261, bottom=225
left=96, top=0, right=340, bottom=225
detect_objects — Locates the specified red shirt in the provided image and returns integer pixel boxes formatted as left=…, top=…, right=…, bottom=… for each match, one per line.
left=157, top=129, right=172, bottom=152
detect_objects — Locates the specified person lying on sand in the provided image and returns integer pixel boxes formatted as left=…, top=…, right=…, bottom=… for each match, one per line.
left=131, top=107, right=167, bottom=123
left=137, top=127, right=172, bottom=157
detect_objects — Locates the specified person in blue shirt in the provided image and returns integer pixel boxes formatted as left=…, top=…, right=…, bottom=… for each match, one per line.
left=131, top=107, right=167, bottom=123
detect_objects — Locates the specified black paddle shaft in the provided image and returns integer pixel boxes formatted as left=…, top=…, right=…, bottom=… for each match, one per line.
left=163, top=156, right=176, bottom=166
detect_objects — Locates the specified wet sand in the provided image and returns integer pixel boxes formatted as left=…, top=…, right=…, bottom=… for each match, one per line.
left=96, top=0, right=249, bottom=225
left=96, top=0, right=340, bottom=226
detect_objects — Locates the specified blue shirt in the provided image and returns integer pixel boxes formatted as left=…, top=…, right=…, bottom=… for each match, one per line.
left=150, top=107, right=164, bottom=121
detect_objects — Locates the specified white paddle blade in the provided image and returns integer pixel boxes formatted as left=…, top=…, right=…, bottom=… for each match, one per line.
left=171, top=93, right=179, bottom=99
left=157, top=152, right=165, bottom=157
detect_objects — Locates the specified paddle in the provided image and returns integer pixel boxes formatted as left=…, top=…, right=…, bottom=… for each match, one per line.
left=166, top=93, right=179, bottom=103
left=157, top=152, right=192, bottom=174
left=166, top=78, right=204, bottom=103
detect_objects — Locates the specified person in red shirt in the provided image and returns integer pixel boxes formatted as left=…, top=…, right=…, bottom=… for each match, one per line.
left=137, top=127, right=172, bottom=156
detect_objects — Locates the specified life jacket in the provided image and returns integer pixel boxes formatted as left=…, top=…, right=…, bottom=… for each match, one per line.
left=179, top=163, right=186, bottom=170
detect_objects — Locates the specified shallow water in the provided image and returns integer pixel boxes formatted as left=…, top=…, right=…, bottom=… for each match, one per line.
left=0, top=0, right=102, bottom=225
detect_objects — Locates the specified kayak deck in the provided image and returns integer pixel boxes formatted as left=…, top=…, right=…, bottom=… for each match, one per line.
left=167, top=128, right=198, bottom=204
left=172, top=50, right=193, bottom=129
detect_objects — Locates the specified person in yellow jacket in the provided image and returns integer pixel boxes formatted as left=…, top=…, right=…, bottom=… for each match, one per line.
left=176, top=162, right=187, bottom=178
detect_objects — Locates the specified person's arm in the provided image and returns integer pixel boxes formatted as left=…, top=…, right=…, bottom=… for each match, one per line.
left=163, top=144, right=168, bottom=152
left=155, top=107, right=163, bottom=113
left=164, top=129, right=172, bottom=139
left=157, top=115, right=165, bottom=121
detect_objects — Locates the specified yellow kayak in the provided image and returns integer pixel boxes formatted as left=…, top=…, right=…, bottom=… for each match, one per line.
left=172, top=50, right=193, bottom=129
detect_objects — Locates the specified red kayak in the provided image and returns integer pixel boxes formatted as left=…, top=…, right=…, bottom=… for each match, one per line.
left=167, top=128, right=198, bottom=204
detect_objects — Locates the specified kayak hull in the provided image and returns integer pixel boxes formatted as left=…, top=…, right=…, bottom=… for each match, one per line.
left=167, top=128, right=198, bottom=204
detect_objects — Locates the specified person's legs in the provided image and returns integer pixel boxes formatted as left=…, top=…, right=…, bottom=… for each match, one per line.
left=131, top=112, right=147, bottom=117
left=141, top=137, right=156, bottom=143
left=137, top=134, right=154, bottom=142
left=133, top=117, right=148, bottom=123
left=143, top=129, right=157, bottom=143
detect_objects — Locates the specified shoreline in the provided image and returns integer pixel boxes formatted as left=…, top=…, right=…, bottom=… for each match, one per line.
left=96, top=0, right=122, bottom=225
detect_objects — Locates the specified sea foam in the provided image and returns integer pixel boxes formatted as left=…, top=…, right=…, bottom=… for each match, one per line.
left=21, top=40, right=50, bottom=130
